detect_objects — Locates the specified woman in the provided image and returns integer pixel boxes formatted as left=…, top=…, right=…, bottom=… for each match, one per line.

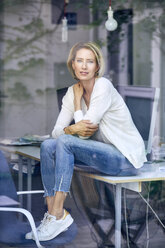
left=26, top=42, right=147, bottom=241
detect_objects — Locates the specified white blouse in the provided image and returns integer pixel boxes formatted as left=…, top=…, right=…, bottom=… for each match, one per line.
left=52, top=77, right=147, bottom=169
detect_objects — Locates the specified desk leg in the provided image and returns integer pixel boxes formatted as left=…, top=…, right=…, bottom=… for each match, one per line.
left=18, top=155, right=23, bottom=206
left=115, top=184, right=122, bottom=248
left=27, top=158, right=32, bottom=212
left=18, top=155, right=23, bottom=221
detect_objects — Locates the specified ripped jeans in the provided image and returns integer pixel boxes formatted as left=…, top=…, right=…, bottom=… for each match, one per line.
left=40, top=134, right=139, bottom=197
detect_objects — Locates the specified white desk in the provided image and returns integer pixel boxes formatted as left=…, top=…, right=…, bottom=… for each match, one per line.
left=1, top=145, right=165, bottom=248
left=78, top=166, right=165, bottom=248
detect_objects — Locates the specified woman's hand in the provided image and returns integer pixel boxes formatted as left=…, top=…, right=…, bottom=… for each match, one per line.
left=73, top=82, right=84, bottom=111
left=65, top=120, right=98, bottom=137
left=75, top=120, right=98, bottom=137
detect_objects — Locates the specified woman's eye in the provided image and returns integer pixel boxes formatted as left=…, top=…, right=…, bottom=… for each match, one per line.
left=88, top=60, right=94, bottom=63
left=77, top=59, right=82, bottom=63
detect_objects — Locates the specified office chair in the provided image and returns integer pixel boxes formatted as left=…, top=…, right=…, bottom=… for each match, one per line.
left=0, top=150, right=77, bottom=248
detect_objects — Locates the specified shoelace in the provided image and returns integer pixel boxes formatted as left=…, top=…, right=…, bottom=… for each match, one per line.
left=38, top=214, right=58, bottom=233
left=38, top=211, right=67, bottom=234
left=37, top=212, right=49, bottom=231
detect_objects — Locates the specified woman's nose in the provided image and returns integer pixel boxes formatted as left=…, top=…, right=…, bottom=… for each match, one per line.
left=82, top=61, right=87, bottom=69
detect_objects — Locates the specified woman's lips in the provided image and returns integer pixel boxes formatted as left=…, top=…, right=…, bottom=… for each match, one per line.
left=80, top=72, right=88, bottom=75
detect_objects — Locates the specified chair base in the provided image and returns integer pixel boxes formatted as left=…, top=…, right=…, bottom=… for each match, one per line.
left=0, top=220, right=77, bottom=247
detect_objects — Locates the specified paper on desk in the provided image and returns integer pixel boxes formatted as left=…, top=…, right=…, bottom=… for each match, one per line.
left=0, top=138, right=34, bottom=146
left=0, top=139, right=14, bottom=145
left=0, top=135, right=50, bottom=146
left=20, top=134, right=50, bottom=143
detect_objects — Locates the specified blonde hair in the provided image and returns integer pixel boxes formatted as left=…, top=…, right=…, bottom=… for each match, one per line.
left=67, top=42, right=105, bottom=79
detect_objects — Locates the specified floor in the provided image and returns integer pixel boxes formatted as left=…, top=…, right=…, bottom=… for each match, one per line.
left=1, top=157, right=165, bottom=248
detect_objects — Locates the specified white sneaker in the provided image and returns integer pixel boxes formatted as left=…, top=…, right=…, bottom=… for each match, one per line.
left=34, top=209, right=73, bottom=241
left=25, top=211, right=49, bottom=239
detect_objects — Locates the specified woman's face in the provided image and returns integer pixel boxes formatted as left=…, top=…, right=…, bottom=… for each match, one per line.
left=72, top=48, right=98, bottom=81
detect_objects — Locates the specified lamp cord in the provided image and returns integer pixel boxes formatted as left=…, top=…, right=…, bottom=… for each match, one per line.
left=139, top=189, right=165, bottom=247
left=139, top=192, right=165, bottom=229
left=64, top=0, right=69, bottom=17
left=124, top=183, right=165, bottom=247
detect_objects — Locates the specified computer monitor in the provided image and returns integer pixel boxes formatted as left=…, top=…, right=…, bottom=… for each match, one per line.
left=117, top=85, right=160, bottom=156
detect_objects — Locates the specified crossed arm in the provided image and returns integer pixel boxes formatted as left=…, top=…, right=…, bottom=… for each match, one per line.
left=52, top=80, right=111, bottom=139
left=64, top=82, right=98, bottom=137
left=64, top=120, right=98, bottom=137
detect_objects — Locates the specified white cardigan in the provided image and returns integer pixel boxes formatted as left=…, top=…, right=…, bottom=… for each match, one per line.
left=52, top=77, right=147, bottom=169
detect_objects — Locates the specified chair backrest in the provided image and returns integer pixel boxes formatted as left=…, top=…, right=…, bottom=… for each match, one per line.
left=56, top=87, right=68, bottom=111
left=117, top=85, right=160, bottom=157
left=0, top=150, right=18, bottom=225
left=56, top=87, right=75, bottom=125
left=0, top=150, right=18, bottom=201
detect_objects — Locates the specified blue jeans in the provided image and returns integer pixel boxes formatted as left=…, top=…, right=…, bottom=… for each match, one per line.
left=40, top=134, right=139, bottom=196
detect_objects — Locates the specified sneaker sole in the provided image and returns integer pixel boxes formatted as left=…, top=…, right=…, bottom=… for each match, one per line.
left=33, top=215, right=73, bottom=241
left=25, top=233, right=33, bottom=240
left=26, top=227, right=68, bottom=240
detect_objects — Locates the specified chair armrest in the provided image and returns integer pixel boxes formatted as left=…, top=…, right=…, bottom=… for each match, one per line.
left=0, top=207, right=44, bottom=248
left=17, top=190, right=44, bottom=195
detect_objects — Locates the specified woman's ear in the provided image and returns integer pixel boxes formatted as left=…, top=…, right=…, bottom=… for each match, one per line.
left=95, top=66, right=99, bottom=74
